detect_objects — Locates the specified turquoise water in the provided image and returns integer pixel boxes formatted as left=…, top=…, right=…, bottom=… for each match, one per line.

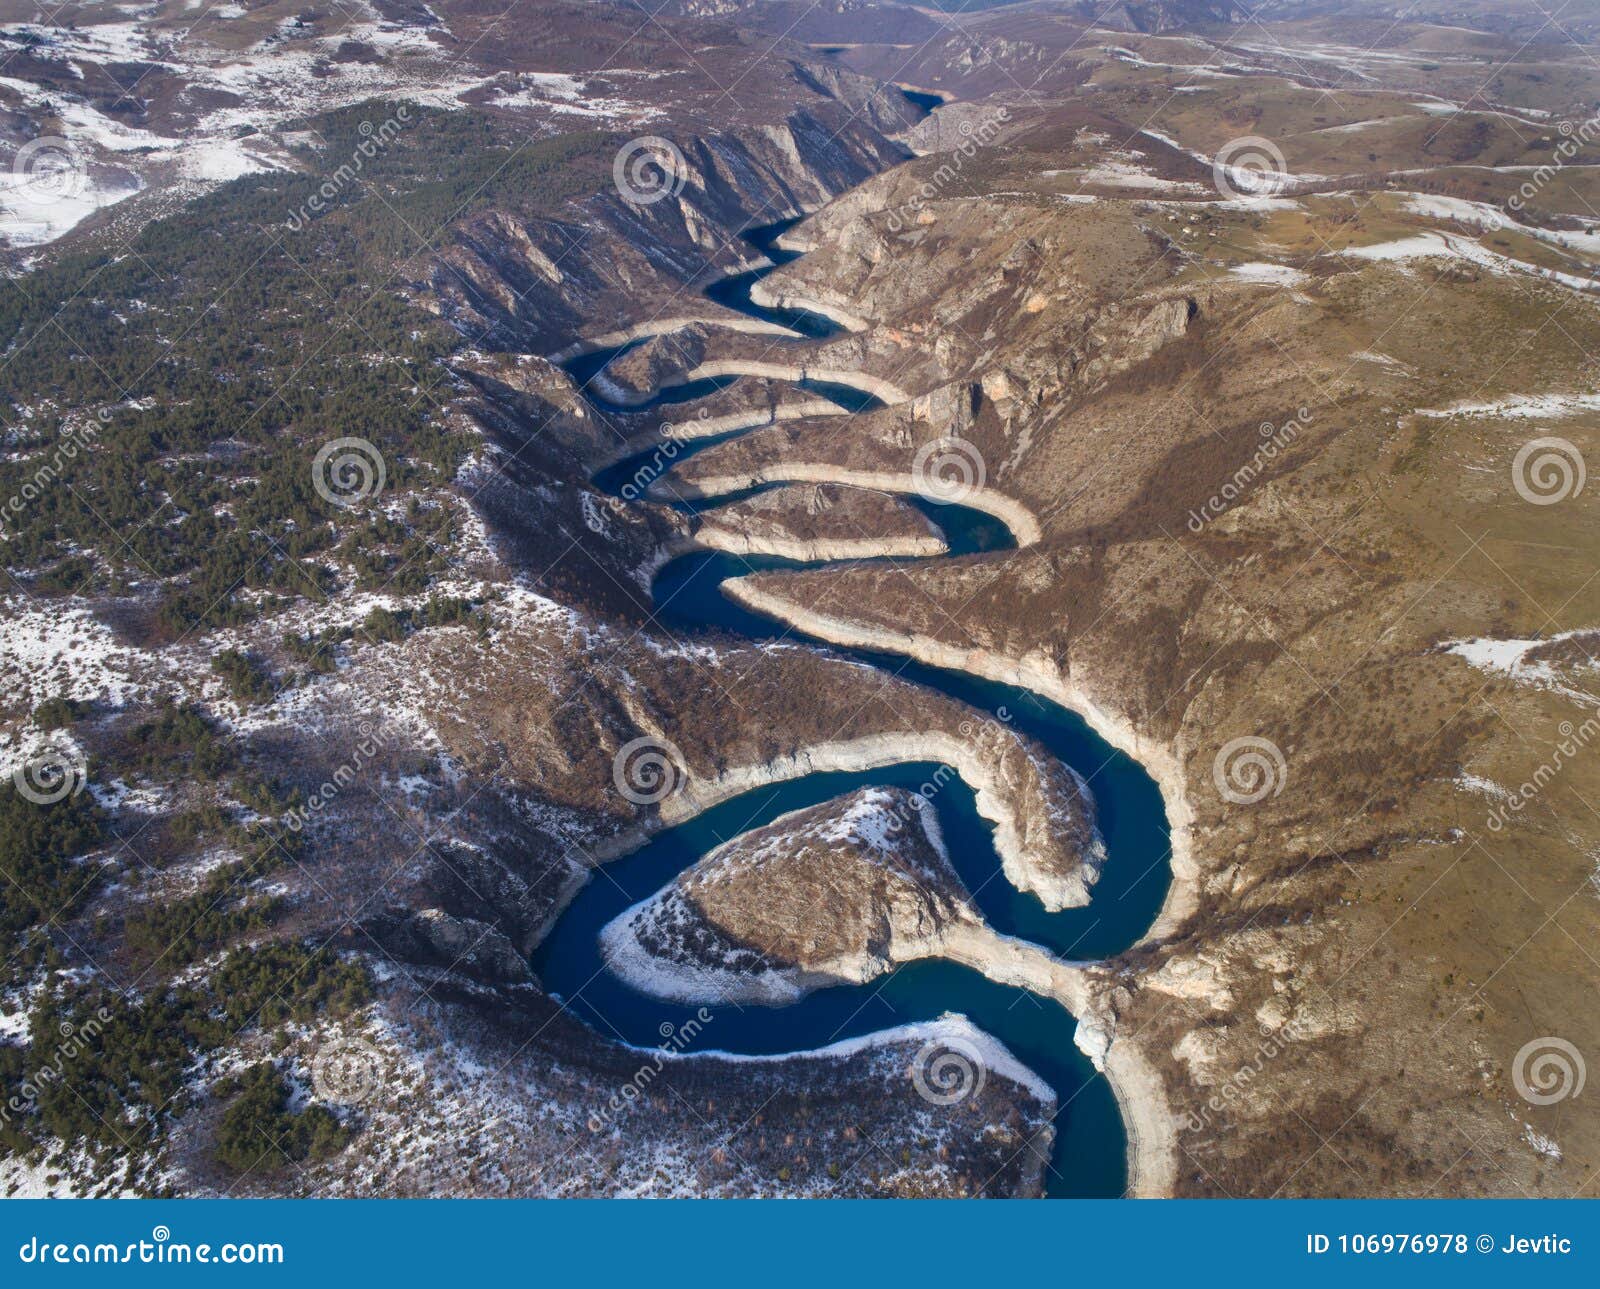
left=541, top=220, right=1173, bottom=1197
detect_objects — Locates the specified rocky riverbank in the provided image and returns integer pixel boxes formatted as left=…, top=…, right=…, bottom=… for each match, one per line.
left=718, top=577, right=1194, bottom=1196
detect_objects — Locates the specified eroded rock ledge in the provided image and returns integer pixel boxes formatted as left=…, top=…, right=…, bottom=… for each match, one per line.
left=602, top=786, right=969, bottom=1002
left=602, top=787, right=1089, bottom=1005
left=683, top=483, right=947, bottom=561
left=608, top=725, right=1105, bottom=914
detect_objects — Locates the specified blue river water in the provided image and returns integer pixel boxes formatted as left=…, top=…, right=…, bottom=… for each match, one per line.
left=536, top=219, right=1173, bottom=1197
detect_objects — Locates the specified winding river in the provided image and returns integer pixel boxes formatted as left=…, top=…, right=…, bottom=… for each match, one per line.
left=535, top=219, right=1172, bottom=1198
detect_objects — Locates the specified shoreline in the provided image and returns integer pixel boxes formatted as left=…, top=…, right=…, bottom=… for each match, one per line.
left=720, top=577, right=1191, bottom=1198
left=593, top=359, right=911, bottom=409
left=747, top=279, right=869, bottom=332
left=676, top=528, right=948, bottom=562
left=545, top=309, right=798, bottom=364
left=587, top=398, right=843, bottom=473
left=588, top=728, right=1102, bottom=913
left=661, top=467, right=1044, bottom=547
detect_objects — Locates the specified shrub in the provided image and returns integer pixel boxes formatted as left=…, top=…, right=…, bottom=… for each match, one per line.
left=0, top=782, right=103, bottom=936
left=212, top=1063, right=349, bottom=1173
left=210, top=649, right=276, bottom=706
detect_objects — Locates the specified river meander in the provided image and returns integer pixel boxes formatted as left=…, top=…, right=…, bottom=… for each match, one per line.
left=535, top=219, right=1172, bottom=1198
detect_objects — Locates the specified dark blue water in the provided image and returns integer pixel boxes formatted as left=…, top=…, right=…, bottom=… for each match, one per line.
left=564, top=218, right=857, bottom=415
left=900, top=87, right=949, bottom=114
left=539, top=218, right=1173, bottom=1197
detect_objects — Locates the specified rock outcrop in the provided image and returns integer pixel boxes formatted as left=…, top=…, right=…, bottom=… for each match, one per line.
left=602, top=787, right=1089, bottom=1008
